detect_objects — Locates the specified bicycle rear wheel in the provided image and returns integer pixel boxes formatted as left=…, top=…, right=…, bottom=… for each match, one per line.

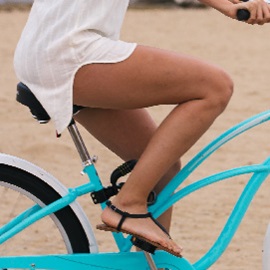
left=0, top=164, right=91, bottom=256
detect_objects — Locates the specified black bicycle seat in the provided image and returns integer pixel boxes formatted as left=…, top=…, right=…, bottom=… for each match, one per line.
left=16, top=82, right=84, bottom=124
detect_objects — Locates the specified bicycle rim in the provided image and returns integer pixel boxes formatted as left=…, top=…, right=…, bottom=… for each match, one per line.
left=0, top=164, right=90, bottom=257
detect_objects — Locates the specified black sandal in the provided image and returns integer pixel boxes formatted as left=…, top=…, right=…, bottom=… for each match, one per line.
left=96, top=201, right=182, bottom=257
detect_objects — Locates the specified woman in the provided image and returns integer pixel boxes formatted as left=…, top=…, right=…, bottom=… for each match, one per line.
left=14, top=0, right=270, bottom=257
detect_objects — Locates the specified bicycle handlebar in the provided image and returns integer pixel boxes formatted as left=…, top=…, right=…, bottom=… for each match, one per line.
left=236, top=0, right=270, bottom=21
left=237, top=9, right=251, bottom=21
left=237, top=0, right=250, bottom=21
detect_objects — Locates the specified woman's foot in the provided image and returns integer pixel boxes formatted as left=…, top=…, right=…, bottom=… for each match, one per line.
left=98, top=201, right=183, bottom=257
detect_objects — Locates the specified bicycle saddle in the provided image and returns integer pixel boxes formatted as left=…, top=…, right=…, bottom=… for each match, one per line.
left=16, top=82, right=84, bottom=124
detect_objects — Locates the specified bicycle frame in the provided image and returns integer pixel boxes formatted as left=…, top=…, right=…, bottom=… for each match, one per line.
left=0, top=110, right=269, bottom=270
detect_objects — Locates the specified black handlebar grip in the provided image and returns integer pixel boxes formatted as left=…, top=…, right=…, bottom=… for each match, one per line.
left=237, top=9, right=251, bottom=21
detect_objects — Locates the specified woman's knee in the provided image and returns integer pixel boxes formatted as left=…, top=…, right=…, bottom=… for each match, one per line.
left=218, top=69, right=234, bottom=107
left=206, top=67, right=234, bottom=114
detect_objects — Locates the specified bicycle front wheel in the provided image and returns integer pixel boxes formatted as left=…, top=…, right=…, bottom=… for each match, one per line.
left=0, top=163, right=91, bottom=256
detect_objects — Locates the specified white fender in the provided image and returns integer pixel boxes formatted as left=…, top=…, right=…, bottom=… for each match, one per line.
left=263, top=223, right=270, bottom=270
left=0, top=153, right=98, bottom=253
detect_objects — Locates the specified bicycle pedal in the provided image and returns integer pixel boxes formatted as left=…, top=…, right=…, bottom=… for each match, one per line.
left=131, top=236, right=157, bottom=254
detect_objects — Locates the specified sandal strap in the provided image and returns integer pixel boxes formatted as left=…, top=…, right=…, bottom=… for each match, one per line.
left=150, top=215, right=171, bottom=238
left=106, top=201, right=152, bottom=231
left=106, top=201, right=172, bottom=239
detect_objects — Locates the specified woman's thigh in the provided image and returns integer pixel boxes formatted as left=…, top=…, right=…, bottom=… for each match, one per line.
left=73, top=45, right=229, bottom=110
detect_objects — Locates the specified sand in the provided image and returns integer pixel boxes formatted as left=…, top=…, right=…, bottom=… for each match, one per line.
left=0, top=5, right=270, bottom=270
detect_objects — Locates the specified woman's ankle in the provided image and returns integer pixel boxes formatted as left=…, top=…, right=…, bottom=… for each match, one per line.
left=111, top=196, right=147, bottom=213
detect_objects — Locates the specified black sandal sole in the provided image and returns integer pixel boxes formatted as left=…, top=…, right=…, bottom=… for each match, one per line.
left=97, top=201, right=182, bottom=257
left=96, top=223, right=182, bottom=258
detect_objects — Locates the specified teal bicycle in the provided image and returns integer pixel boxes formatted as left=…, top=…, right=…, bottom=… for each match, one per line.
left=0, top=82, right=269, bottom=269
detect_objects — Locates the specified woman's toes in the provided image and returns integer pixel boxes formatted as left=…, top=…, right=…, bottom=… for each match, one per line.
left=170, top=240, right=182, bottom=254
left=175, top=246, right=183, bottom=255
left=157, top=239, right=172, bottom=251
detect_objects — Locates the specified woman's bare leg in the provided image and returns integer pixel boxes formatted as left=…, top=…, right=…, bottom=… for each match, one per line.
left=75, top=108, right=179, bottom=232
left=73, top=45, right=233, bottom=255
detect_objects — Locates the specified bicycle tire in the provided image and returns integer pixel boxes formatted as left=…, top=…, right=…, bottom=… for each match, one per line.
left=0, top=164, right=90, bottom=254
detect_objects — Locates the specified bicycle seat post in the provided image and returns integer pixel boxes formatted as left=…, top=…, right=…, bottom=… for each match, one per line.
left=68, top=119, right=92, bottom=166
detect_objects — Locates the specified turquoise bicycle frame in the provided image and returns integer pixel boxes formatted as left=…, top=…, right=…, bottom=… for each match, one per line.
left=0, top=110, right=269, bottom=270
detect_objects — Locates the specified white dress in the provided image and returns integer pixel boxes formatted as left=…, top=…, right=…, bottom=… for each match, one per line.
left=14, top=0, right=137, bottom=134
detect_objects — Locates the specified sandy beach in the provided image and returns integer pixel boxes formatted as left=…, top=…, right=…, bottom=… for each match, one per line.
left=0, top=5, right=270, bottom=269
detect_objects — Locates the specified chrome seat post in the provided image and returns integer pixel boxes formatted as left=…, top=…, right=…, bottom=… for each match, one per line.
left=67, top=119, right=92, bottom=166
